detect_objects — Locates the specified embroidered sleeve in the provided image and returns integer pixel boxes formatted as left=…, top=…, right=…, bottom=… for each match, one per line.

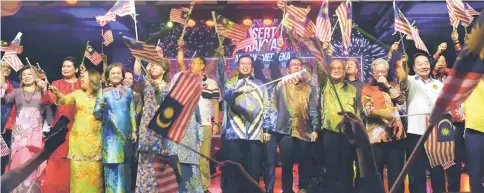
left=362, top=95, right=375, bottom=116
left=56, top=91, right=76, bottom=106
left=388, top=84, right=406, bottom=105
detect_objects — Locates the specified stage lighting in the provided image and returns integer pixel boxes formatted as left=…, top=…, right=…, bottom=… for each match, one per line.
left=65, top=0, right=78, bottom=5
left=188, top=19, right=196, bottom=28
left=263, top=19, right=273, bottom=26
left=167, top=21, right=174, bottom=28
left=205, top=20, right=215, bottom=27
left=243, top=19, right=252, bottom=26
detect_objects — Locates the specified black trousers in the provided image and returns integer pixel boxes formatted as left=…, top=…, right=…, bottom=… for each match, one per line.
left=221, top=139, right=263, bottom=193
left=372, top=140, right=405, bottom=193
left=264, top=133, right=283, bottom=193
left=323, top=130, right=356, bottom=193
left=279, top=135, right=312, bottom=193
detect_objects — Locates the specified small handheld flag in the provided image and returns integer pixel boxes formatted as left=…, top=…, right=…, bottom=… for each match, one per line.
left=84, top=42, right=102, bottom=65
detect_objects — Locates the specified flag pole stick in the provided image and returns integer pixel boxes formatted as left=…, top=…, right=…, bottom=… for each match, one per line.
left=464, top=26, right=468, bottom=34
left=101, top=28, right=104, bottom=53
left=389, top=123, right=435, bottom=193
left=130, top=0, right=139, bottom=40
left=399, top=32, right=406, bottom=51
left=81, top=41, right=89, bottom=65
left=179, top=2, right=195, bottom=42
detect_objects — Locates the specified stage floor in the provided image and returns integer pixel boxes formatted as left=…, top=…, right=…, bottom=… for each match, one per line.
left=208, top=166, right=471, bottom=193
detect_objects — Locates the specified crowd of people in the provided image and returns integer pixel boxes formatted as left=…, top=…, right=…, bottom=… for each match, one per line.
left=0, top=27, right=483, bottom=193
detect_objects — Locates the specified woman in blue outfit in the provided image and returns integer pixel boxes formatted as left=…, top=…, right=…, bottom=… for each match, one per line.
left=94, top=63, right=137, bottom=193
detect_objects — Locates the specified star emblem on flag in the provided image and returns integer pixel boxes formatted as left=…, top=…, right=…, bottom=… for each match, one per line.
left=87, top=47, right=93, bottom=52
left=323, top=7, right=328, bottom=14
left=1, top=41, right=8, bottom=46
left=463, top=23, right=484, bottom=59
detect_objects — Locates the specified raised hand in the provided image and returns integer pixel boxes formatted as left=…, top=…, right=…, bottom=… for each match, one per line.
left=451, top=30, right=459, bottom=43
left=437, top=42, right=447, bottom=55
left=390, top=42, right=399, bottom=53
left=178, top=39, right=185, bottom=48
left=36, top=79, right=48, bottom=92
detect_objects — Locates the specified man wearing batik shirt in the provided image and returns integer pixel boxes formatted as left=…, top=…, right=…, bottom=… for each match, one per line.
left=361, top=58, right=406, bottom=193
left=271, top=58, right=318, bottom=193
left=319, top=43, right=359, bottom=192
left=221, top=55, right=271, bottom=193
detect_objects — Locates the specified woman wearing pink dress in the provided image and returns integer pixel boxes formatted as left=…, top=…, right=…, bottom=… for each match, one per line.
left=0, top=66, right=53, bottom=193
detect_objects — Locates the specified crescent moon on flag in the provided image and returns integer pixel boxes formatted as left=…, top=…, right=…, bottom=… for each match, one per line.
left=156, top=113, right=172, bottom=129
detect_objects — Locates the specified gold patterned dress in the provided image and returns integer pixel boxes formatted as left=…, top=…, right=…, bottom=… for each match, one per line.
left=57, top=90, right=103, bottom=193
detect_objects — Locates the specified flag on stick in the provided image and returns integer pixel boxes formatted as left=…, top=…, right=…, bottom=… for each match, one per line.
left=282, top=5, right=315, bottom=37
left=446, top=0, right=472, bottom=26
left=336, top=0, right=352, bottom=49
left=0, top=32, right=24, bottom=71
left=446, top=0, right=460, bottom=27
left=170, top=8, right=189, bottom=26
left=102, top=26, right=114, bottom=46
left=122, top=36, right=160, bottom=65
left=96, top=0, right=135, bottom=27
left=232, top=28, right=256, bottom=58
left=84, top=42, right=102, bottom=65
left=424, top=115, right=456, bottom=169
left=429, top=11, right=484, bottom=124
left=213, top=12, right=250, bottom=42
left=316, top=0, right=331, bottom=42
left=148, top=72, right=202, bottom=143
left=393, top=2, right=428, bottom=53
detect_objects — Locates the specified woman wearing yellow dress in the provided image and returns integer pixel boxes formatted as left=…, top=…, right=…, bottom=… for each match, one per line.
left=48, top=69, right=103, bottom=193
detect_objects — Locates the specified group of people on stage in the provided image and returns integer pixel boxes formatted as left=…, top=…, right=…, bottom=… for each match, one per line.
left=1, top=27, right=483, bottom=193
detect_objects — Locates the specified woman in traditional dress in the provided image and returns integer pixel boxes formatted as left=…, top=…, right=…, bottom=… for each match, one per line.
left=123, top=71, right=143, bottom=192
left=0, top=66, right=53, bottom=193
left=49, top=69, right=103, bottom=193
left=42, top=56, right=81, bottom=193
left=133, top=58, right=171, bottom=193
left=94, top=63, right=137, bottom=193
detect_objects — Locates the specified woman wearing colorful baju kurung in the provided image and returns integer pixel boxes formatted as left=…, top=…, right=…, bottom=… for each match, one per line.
left=164, top=72, right=203, bottom=193
left=42, top=59, right=81, bottom=193
left=50, top=69, right=103, bottom=193
left=1, top=66, right=53, bottom=193
left=94, top=63, right=137, bottom=193
left=135, top=81, right=170, bottom=192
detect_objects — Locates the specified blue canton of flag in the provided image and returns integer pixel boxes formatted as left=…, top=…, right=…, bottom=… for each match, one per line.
left=437, top=114, right=455, bottom=142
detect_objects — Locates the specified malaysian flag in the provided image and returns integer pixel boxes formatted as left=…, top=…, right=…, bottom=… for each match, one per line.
left=156, top=39, right=164, bottom=58
left=213, top=12, right=250, bottom=42
left=148, top=72, right=202, bottom=143
left=84, top=42, right=102, bottom=65
left=123, top=36, right=160, bottom=65
left=316, top=0, right=331, bottom=42
left=393, top=2, right=428, bottom=53
left=0, top=32, right=24, bottom=71
left=102, top=26, right=114, bottom=46
left=282, top=5, right=316, bottom=37
left=170, top=8, right=189, bottom=26
left=446, top=0, right=460, bottom=27
left=447, top=0, right=472, bottom=26
left=292, top=33, right=330, bottom=74
left=232, top=28, right=256, bottom=58
left=336, top=0, right=352, bottom=49
left=95, top=0, right=135, bottom=27
left=429, top=11, right=484, bottom=125
left=154, top=155, right=182, bottom=193
left=465, top=3, right=481, bottom=16
left=1, top=137, right=10, bottom=157
left=424, top=115, right=456, bottom=169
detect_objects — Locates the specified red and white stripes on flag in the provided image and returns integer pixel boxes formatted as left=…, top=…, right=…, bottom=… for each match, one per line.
left=95, top=0, right=135, bottom=27
left=466, top=3, right=481, bottom=16
left=84, top=43, right=103, bottom=65
left=283, top=5, right=316, bottom=37
left=1, top=48, right=23, bottom=72
left=316, top=0, right=332, bottom=42
left=446, top=0, right=460, bottom=28
left=424, top=116, right=456, bottom=169
left=167, top=72, right=202, bottom=143
left=103, top=29, right=114, bottom=46
left=335, top=1, right=352, bottom=49
left=1, top=137, right=10, bottom=157
left=446, top=0, right=472, bottom=26
left=232, top=28, right=256, bottom=58
left=411, top=27, right=429, bottom=54
left=154, top=157, right=178, bottom=193
left=213, top=12, right=250, bottom=42
left=393, top=2, right=428, bottom=53
left=170, top=8, right=188, bottom=26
